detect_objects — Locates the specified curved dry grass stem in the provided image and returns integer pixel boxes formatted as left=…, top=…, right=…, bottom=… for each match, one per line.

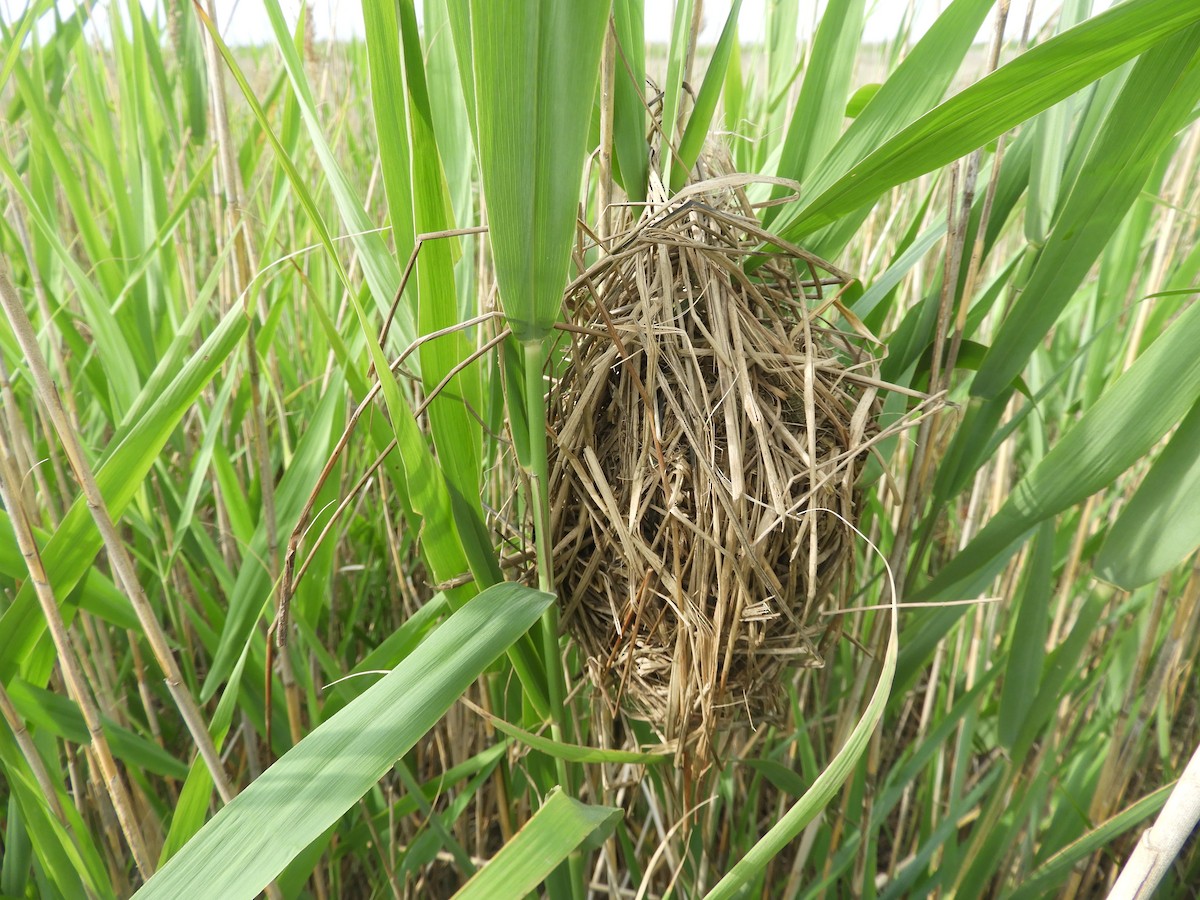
left=548, top=164, right=932, bottom=769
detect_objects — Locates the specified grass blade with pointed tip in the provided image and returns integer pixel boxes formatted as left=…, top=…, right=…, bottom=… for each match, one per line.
left=0, top=299, right=248, bottom=683
left=912, top=294, right=1200, bottom=605
left=466, top=702, right=670, bottom=765
left=972, top=27, right=1200, bottom=399
left=1006, top=783, right=1174, bottom=900
left=769, top=0, right=1200, bottom=243
left=762, top=0, right=864, bottom=212
left=671, top=0, right=743, bottom=191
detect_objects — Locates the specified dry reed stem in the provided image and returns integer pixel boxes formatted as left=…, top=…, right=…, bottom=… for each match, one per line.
left=0, top=418, right=154, bottom=876
left=0, top=264, right=238, bottom=809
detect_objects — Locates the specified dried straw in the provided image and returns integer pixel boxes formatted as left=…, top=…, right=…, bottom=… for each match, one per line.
left=547, top=167, right=910, bottom=767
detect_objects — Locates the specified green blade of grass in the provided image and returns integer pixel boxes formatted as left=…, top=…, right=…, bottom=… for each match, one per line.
left=705, top=577, right=899, bottom=898
left=1024, top=0, right=1090, bottom=244
left=773, top=0, right=993, bottom=225
left=6, top=679, right=187, bottom=780
left=467, top=703, right=671, bottom=765
left=159, top=642, right=253, bottom=865
left=134, top=583, right=553, bottom=900
left=0, top=742, right=104, bottom=899
left=362, top=0, right=415, bottom=269
left=1096, top=396, right=1200, bottom=588
left=1005, top=782, right=1174, bottom=900
left=397, top=0, right=485, bottom=515
left=0, top=298, right=248, bottom=683
left=671, top=0, right=743, bottom=191
left=0, top=0, right=54, bottom=93
left=763, top=0, right=864, bottom=212
left=758, top=0, right=800, bottom=170
left=201, top=387, right=339, bottom=699
left=769, top=0, right=1200, bottom=243
left=996, top=521, right=1054, bottom=750
left=972, top=27, right=1200, bottom=399
left=255, top=0, right=403, bottom=317
left=658, top=0, right=693, bottom=186
left=612, top=0, right=648, bottom=201
left=0, top=144, right=139, bottom=413
left=466, top=0, right=608, bottom=341
left=452, top=788, right=621, bottom=900
left=912, top=293, right=1200, bottom=606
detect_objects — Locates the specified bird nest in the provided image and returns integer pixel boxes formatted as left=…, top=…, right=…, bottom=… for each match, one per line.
left=547, top=175, right=909, bottom=765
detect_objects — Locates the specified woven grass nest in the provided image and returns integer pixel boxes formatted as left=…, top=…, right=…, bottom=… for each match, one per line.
left=547, top=170, right=899, bottom=766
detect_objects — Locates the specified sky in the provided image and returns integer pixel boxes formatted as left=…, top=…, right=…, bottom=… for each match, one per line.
left=2, top=0, right=1118, bottom=48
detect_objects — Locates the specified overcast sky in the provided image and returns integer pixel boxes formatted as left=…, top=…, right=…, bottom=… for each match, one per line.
left=3, top=0, right=1118, bottom=47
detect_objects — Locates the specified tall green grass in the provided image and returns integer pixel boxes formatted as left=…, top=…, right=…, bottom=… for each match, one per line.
left=1, top=0, right=1199, bottom=896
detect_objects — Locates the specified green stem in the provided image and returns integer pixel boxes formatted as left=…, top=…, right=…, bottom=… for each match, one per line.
left=522, top=338, right=584, bottom=899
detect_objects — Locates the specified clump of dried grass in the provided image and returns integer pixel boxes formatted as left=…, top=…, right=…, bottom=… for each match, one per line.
left=547, top=168, right=923, bottom=767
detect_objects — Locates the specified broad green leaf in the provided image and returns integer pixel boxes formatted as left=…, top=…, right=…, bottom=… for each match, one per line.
left=612, top=0, right=648, bottom=201
left=0, top=511, right=137, bottom=631
left=325, top=594, right=450, bottom=712
left=452, top=788, right=621, bottom=900
left=771, top=0, right=1200, bottom=243
left=774, top=0, right=993, bottom=228
left=397, top=0, right=485, bottom=511
left=671, top=0, right=743, bottom=191
left=135, top=583, right=553, bottom=900
left=362, top=0, right=415, bottom=268
left=973, top=27, right=1200, bottom=399
left=997, top=521, right=1055, bottom=750
left=765, top=0, right=864, bottom=212
left=202, top=387, right=339, bottom=698
left=424, top=0, right=475, bottom=239
left=1096, top=396, right=1200, bottom=588
left=341, top=743, right=507, bottom=851
left=466, top=0, right=609, bottom=340
left=6, top=679, right=187, bottom=780
left=912, top=294, right=1200, bottom=606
